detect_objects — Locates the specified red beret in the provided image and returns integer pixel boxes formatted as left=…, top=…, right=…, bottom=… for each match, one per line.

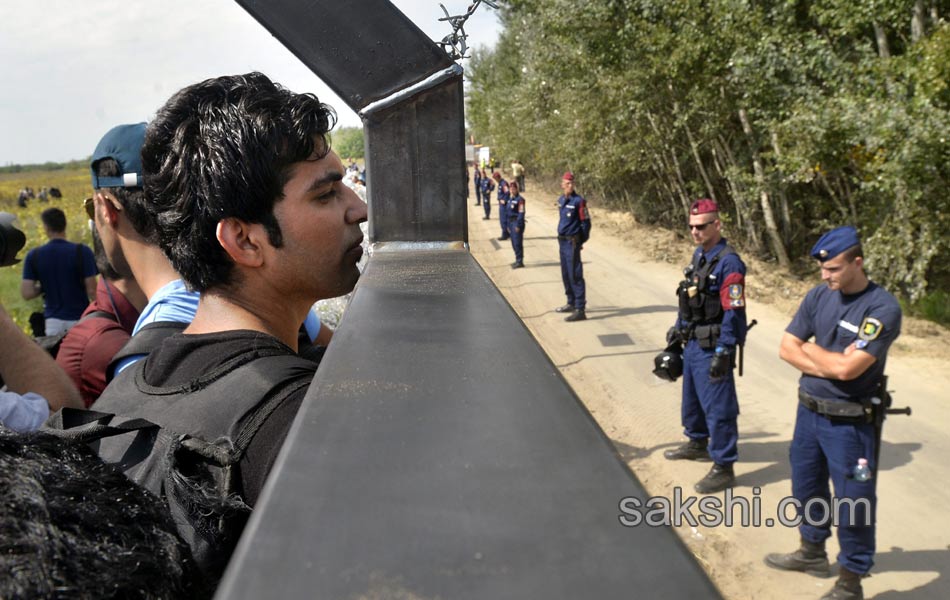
left=562, top=171, right=575, bottom=182
left=492, top=171, right=501, bottom=179
left=690, top=198, right=718, bottom=215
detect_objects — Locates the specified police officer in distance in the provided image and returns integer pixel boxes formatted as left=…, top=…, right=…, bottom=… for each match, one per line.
left=663, top=199, right=747, bottom=495
left=507, top=180, right=526, bottom=269
left=473, top=167, right=483, bottom=206
left=480, top=171, right=494, bottom=220
left=492, top=171, right=510, bottom=241
left=766, top=226, right=901, bottom=600
left=553, top=171, right=591, bottom=322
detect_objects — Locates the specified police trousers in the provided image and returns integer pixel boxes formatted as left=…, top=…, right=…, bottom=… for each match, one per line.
left=498, top=201, right=509, bottom=238
left=680, top=339, right=739, bottom=465
left=791, top=401, right=877, bottom=574
left=558, top=236, right=585, bottom=309
left=508, top=220, right=524, bottom=262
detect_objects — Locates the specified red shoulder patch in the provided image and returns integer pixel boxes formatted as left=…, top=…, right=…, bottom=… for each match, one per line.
left=721, top=272, right=745, bottom=310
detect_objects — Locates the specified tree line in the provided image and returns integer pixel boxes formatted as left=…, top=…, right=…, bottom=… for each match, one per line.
left=466, top=0, right=949, bottom=312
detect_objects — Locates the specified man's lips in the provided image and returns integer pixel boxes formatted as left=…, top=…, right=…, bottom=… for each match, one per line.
left=346, top=236, right=364, bottom=256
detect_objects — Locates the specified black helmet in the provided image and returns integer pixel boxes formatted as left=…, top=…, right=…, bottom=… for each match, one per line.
left=652, top=343, right=683, bottom=382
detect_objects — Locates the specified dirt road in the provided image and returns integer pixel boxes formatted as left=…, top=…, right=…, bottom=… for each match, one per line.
left=466, top=183, right=949, bottom=599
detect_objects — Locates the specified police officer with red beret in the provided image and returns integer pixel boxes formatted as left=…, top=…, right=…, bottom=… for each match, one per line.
left=554, top=172, right=591, bottom=322
left=663, top=199, right=747, bottom=494
left=766, top=226, right=902, bottom=600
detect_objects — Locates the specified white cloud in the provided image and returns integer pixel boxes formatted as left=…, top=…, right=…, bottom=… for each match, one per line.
left=0, top=0, right=499, bottom=165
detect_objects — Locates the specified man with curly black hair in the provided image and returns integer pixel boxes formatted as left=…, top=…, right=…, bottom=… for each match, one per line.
left=89, top=72, right=367, bottom=582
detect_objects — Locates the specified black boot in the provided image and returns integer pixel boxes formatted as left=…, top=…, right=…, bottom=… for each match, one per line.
left=564, top=309, right=586, bottom=322
left=820, top=567, right=863, bottom=600
left=694, top=463, right=735, bottom=494
left=764, top=538, right=831, bottom=578
left=663, top=439, right=710, bottom=461
left=554, top=303, right=574, bottom=313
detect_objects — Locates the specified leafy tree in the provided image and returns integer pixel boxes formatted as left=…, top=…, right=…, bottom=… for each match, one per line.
left=332, top=126, right=364, bottom=160
left=466, top=0, right=950, bottom=315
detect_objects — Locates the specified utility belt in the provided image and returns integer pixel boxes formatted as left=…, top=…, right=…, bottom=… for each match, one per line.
left=686, top=323, right=721, bottom=350
left=798, top=389, right=873, bottom=424
left=558, top=234, right=579, bottom=241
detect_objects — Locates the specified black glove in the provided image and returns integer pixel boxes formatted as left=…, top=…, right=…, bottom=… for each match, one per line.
left=666, top=326, right=683, bottom=346
left=709, top=347, right=731, bottom=380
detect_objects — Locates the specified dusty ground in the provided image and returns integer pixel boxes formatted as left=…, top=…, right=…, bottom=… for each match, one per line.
left=467, top=177, right=950, bottom=600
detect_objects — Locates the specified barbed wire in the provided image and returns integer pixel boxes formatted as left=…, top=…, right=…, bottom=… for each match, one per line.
left=437, top=0, right=500, bottom=60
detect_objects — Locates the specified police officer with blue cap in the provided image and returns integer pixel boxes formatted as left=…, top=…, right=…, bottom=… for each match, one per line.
left=663, top=199, right=747, bottom=494
left=766, top=225, right=902, bottom=600
left=554, top=172, right=591, bottom=322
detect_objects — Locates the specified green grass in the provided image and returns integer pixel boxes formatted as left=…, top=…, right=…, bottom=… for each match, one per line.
left=1, top=166, right=92, bottom=331
left=906, top=290, right=950, bottom=328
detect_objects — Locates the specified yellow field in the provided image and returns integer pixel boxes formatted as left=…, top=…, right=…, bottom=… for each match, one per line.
left=0, top=167, right=93, bottom=330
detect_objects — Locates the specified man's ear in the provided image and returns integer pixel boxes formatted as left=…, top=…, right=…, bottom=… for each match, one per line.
left=95, top=192, right=121, bottom=228
left=216, top=218, right=265, bottom=268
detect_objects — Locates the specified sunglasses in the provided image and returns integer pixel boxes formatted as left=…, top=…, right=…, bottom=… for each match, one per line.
left=689, top=220, right=717, bottom=231
left=83, top=197, right=95, bottom=220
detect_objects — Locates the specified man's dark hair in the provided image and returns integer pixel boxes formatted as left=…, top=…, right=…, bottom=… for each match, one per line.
left=0, top=427, right=204, bottom=599
left=141, top=72, right=337, bottom=292
left=842, top=244, right=864, bottom=262
left=40, top=207, right=66, bottom=233
left=94, top=157, right=158, bottom=244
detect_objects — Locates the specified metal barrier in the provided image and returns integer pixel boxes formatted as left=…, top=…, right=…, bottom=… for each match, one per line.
left=217, top=1, right=722, bottom=597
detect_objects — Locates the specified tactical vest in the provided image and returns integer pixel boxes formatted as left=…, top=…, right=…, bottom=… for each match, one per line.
left=47, top=348, right=317, bottom=586
left=677, top=246, right=735, bottom=345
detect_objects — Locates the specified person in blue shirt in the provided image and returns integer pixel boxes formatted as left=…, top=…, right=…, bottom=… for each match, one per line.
left=473, top=167, right=483, bottom=207
left=554, top=172, right=591, bottom=322
left=492, top=171, right=510, bottom=241
left=479, top=174, right=494, bottom=220
left=663, top=199, right=747, bottom=495
left=20, top=208, right=97, bottom=336
left=507, top=180, right=526, bottom=269
left=766, top=226, right=902, bottom=600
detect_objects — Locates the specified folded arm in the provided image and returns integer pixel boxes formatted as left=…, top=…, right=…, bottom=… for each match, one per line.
left=779, top=332, right=876, bottom=381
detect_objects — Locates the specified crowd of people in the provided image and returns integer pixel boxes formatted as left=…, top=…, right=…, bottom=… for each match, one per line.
left=0, top=72, right=366, bottom=596
left=0, top=68, right=903, bottom=599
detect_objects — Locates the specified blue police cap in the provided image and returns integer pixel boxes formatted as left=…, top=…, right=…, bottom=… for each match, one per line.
left=810, top=226, right=861, bottom=262
left=90, top=123, right=147, bottom=189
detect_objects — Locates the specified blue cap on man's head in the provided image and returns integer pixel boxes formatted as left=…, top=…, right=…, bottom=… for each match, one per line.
left=90, top=123, right=146, bottom=189
left=810, top=225, right=861, bottom=262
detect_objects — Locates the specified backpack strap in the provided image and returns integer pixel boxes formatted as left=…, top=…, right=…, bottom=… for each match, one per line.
left=106, top=321, right=188, bottom=381
left=230, top=355, right=316, bottom=454
left=45, top=407, right=160, bottom=444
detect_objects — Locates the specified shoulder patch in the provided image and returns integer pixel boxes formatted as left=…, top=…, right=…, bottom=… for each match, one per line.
left=720, top=272, right=745, bottom=310
left=858, top=317, right=883, bottom=341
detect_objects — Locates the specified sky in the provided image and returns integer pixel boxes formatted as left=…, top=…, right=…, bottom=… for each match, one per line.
left=0, top=0, right=502, bottom=166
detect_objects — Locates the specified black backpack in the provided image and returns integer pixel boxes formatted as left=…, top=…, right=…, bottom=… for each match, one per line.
left=46, top=351, right=317, bottom=587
